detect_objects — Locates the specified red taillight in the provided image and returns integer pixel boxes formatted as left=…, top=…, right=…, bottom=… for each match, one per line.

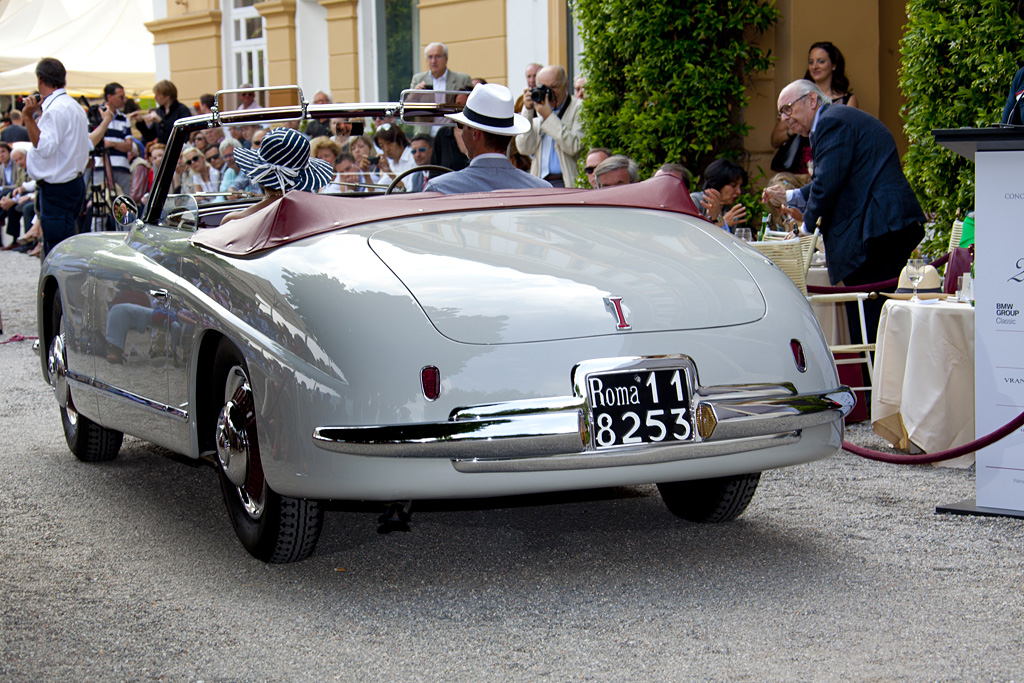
left=421, top=366, right=440, bottom=400
left=790, top=339, right=807, bottom=373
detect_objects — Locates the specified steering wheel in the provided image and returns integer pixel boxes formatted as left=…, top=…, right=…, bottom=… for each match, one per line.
left=386, top=165, right=454, bottom=195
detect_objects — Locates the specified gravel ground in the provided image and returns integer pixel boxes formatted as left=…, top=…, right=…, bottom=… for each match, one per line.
left=1, top=248, right=1022, bottom=682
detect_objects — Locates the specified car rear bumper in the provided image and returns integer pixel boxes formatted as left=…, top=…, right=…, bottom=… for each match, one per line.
left=312, top=382, right=854, bottom=474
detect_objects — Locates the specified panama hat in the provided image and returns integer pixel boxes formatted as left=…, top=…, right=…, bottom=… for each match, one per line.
left=884, top=263, right=946, bottom=300
left=446, top=83, right=531, bottom=136
left=233, top=127, right=334, bottom=193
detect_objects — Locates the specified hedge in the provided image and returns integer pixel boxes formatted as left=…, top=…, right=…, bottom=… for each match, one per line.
left=900, top=0, right=1024, bottom=256
left=573, top=0, right=778, bottom=187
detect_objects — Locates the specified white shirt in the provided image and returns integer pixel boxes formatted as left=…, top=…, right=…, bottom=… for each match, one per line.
left=431, top=71, right=449, bottom=102
left=428, top=72, right=450, bottom=135
left=391, top=145, right=417, bottom=178
left=27, top=89, right=91, bottom=184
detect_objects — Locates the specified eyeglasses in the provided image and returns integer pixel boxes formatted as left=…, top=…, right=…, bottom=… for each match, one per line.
left=455, top=122, right=465, bottom=130
left=186, top=156, right=201, bottom=165
left=412, top=146, right=430, bottom=154
left=205, top=153, right=220, bottom=161
left=585, top=166, right=597, bottom=174
left=777, top=93, right=810, bottom=119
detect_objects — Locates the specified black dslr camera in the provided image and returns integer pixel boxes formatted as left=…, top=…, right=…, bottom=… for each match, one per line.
left=530, top=84, right=554, bottom=105
left=87, top=104, right=105, bottom=131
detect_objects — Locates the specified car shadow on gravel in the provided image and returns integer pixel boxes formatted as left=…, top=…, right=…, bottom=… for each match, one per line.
left=64, top=437, right=836, bottom=587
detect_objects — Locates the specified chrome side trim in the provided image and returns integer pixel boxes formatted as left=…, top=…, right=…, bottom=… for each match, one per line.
left=67, top=370, right=189, bottom=421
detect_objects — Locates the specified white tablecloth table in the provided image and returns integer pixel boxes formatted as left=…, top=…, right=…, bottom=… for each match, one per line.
left=870, top=298, right=975, bottom=467
left=807, top=266, right=851, bottom=345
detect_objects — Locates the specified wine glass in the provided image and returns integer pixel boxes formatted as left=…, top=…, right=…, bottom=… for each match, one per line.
left=735, top=227, right=753, bottom=243
left=906, top=258, right=927, bottom=302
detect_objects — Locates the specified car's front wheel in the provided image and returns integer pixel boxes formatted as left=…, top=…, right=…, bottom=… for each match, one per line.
left=657, top=472, right=761, bottom=523
left=212, top=338, right=323, bottom=563
left=49, top=294, right=123, bottom=462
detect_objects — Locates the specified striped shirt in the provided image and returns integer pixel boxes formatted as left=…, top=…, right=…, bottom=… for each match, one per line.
left=96, top=110, right=132, bottom=171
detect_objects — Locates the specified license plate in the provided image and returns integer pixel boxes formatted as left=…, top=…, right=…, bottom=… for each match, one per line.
left=586, top=367, right=693, bottom=449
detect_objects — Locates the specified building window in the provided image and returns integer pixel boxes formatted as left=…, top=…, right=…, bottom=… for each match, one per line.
left=229, top=0, right=268, bottom=96
left=376, top=0, right=419, bottom=101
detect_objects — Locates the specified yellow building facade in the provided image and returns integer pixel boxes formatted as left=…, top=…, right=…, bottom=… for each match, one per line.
left=146, top=0, right=909, bottom=171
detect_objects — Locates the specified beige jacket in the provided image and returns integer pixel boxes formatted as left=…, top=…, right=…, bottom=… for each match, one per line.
left=516, top=95, right=583, bottom=187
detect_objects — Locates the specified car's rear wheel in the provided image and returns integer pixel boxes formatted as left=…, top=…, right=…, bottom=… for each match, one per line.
left=657, top=472, right=761, bottom=523
left=212, top=338, right=323, bottom=563
left=49, top=294, right=123, bottom=462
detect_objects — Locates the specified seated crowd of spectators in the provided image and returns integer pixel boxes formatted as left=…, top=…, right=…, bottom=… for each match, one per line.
left=1, top=40, right=846, bottom=254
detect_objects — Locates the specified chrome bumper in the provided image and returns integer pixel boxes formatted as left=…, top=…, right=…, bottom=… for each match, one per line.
left=312, top=357, right=854, bottom=473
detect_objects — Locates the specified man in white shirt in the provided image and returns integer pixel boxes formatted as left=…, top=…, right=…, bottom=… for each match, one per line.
left=237, top=84, right=263, bottom=111
left=410, top=43, right=473, bottom=104
left=22, top=58, right=91, bottom=255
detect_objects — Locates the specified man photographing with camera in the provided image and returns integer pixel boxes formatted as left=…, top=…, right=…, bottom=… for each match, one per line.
left=88, top=82, right=134, bottom=196
left=516, top=64, right=583, bottom=188
left=21, top=57, right=91, bottom=255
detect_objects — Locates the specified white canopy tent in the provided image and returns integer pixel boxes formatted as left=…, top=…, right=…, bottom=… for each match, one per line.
left=0, top=0, right=156, bottom=97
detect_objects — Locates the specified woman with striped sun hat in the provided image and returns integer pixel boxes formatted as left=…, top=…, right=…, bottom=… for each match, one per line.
left=221, top=127, right=334, bottom=225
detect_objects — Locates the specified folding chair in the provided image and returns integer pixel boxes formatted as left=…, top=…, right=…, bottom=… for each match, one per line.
left=752, top=230, right=876, bottom=398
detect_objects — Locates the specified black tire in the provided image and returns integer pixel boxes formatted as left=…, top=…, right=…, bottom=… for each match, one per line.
left=657, top=472, right=761, bottom=523
left=212, top=338, right=323, bottom=563
left=51, top=295, right=123, bottom=462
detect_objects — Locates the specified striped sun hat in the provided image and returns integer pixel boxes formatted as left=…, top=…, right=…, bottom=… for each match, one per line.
left=233, top=127, right=334, bottom=192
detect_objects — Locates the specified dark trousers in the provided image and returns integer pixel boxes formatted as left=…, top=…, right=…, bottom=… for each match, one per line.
left=1, top=187, right=19, bottom=241
left=842, top=223, right=925, bottom=345
left=38, top=176, right=86, bottom=256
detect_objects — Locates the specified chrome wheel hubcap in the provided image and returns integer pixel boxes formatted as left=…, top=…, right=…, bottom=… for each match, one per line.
left=217, top=365, right=265, bottom=519
left=48, top=330, right=69, bottom=409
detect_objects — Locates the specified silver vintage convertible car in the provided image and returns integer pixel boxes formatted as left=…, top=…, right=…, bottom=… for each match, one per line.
left=38, top=88, right=853, bottom=562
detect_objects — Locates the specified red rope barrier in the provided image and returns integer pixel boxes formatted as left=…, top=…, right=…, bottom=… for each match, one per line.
left=0, top=334, right=38, bottom=345
left=807, top=253, right=951, bottom=294
left=843, top=408, right=1024, bottom=465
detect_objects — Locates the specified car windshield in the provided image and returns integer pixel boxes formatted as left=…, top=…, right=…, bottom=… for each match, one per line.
left=159, top=194, right=199, bottom=230
left=144, top=87, right=466, bottom=226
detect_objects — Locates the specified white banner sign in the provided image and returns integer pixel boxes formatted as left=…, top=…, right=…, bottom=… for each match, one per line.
left=975, top=150, right=1024, bottom=512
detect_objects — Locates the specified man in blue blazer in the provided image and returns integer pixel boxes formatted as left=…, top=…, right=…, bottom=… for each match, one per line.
left=777, top=79, right=925, bottom=342
left=1001, top=66, right=1024, bottom=125
left=425, top=84, right=552, bottom=195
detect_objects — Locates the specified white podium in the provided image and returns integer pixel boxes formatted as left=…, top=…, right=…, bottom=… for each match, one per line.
left=933, top=126, right=1024, bottom=518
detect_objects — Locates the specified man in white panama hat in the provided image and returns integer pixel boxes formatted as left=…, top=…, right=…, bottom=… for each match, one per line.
left=220, top=127, right=334, bottom=225
left=424, top=83, right=552, bottom=195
